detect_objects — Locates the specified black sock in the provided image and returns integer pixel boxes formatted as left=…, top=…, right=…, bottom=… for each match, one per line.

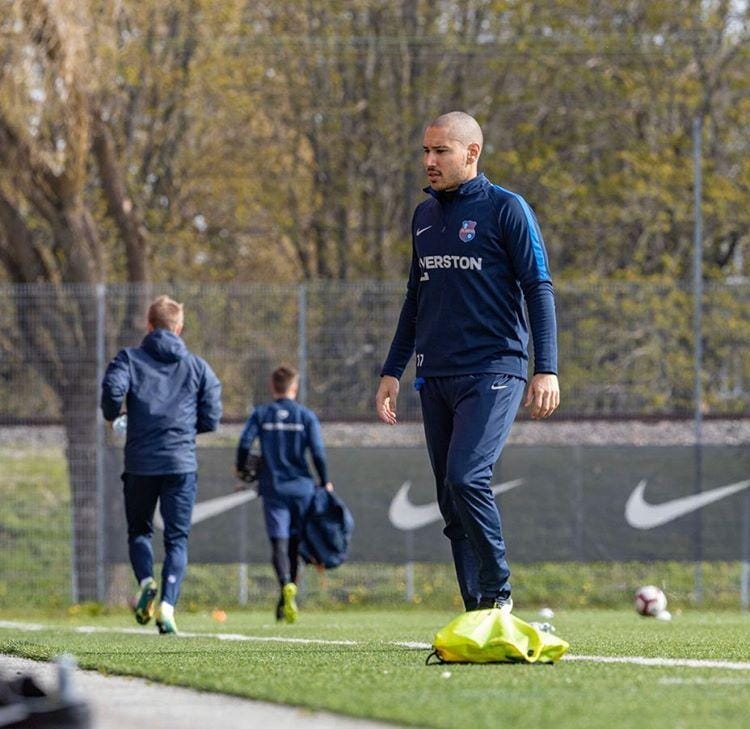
left=271, top=538, right=290, bottom=586
left=288, top=535, right=300, bottom=584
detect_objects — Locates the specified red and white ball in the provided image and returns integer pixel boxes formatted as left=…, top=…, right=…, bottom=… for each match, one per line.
left=634, top=585, right=667, bottom=617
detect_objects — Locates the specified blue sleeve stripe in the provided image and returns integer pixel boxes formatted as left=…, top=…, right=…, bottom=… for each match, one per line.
left=492, top=184, right=550, bottom=280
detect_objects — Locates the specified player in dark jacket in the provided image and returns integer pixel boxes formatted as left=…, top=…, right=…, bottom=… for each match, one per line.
left=376, top=111, right=560, bottom=613
left=236, top=365, right=333, bottom=622
left=101, top=295, right=222, bottom=634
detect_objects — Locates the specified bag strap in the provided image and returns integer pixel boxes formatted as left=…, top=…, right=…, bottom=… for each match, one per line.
left=425, top=650, right=444, bottom=666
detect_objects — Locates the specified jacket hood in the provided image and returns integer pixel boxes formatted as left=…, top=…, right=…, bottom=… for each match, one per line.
left=141, top=329, right=189, bottom=363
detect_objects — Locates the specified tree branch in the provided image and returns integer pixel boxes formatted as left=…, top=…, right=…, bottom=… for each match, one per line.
left=91, top=113, right=150, bottom=282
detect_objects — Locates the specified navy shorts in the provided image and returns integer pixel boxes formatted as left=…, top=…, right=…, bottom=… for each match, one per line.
left=262, top=489, right=315, bottom=540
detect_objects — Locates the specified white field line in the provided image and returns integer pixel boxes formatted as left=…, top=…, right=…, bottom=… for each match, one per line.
left=2, top=621, right=750, bottom=672
left=74, top=625, right=357, bottom=646
left=0, top=621, right=45, bottom=631
left=659, top=677, right=750, bottom=685
left=563, top=654, right=750, bottom=671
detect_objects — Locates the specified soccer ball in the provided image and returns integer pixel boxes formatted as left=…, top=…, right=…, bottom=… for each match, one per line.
left=634, top=585, right=667, bottom=617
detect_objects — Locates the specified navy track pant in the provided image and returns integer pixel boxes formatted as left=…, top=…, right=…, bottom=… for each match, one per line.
left=419, top=373, right=525, bottom=609
left=123, top=472, right=197, bottom=607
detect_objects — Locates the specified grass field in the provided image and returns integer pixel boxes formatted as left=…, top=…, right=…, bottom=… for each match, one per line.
left=3, top=446, right=750, bottom=727
left=1, top=607, right=749, bottom=728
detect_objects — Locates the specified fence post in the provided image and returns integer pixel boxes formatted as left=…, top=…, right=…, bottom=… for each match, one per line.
left=405, top=529, right=415, bottom=603
left=237, top=500, right=249, bottom=606
left=692, top=116, right=704, bottom=605
left=741, top=492, right=750, bottom=611
left=298, top=283, right=308, bottom=404
left=94, top=283, right=106, bottom=602
left=237, top=564, right=249, bottom=607
left=573, top=444, right=584, bottom=560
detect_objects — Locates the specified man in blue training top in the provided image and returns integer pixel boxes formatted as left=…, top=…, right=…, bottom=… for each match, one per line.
left=101, top=295, right=222, bottom=635
left=236, top=365, right=333, bottom=622
left=375, top=111, right=560, bottom=613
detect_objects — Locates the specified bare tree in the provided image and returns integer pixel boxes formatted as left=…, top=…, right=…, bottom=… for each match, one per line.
left=0, top=1, right=102, bottom=600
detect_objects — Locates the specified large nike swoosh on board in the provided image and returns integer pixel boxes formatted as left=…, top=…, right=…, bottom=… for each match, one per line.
left=388, top=479, right=523, bottom=530
left=153, top=490, right=258, bottom=531
left=625, top=479, right=750, bottom=530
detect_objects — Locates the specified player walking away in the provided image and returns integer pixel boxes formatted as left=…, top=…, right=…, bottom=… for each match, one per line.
left=101, top=296, right=222, bottom=635
left=235, top=365, right=333, bottom=623
left=375, top=111, right=560, bottom=613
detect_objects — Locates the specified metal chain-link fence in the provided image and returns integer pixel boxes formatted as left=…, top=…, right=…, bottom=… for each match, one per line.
left=0, top=280, right=749, bottom=607
left=2, top=280, right=749, bottom=425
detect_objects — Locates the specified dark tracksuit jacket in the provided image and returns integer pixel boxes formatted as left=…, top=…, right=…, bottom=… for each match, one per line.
left=236, top=398, right=329, bottom=498
left=381, top=172, right=557, bottom=381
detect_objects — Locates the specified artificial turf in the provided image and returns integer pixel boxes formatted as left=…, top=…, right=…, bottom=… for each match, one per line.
left=1, top=608, right=749, bottom=728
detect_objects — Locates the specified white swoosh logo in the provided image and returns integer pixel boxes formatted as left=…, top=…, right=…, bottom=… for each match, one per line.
left=154, top=490, right=258, bottom=531
left=416, top=226, right=432, bottom=236
left=389, top=479, right=523, bottom=530
left=491, top=384, right=508, bottom=390
left=625, top=479, right=750, bottom=530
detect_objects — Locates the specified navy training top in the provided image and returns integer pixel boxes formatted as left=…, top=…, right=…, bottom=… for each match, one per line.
left=236, top=398, right=329, bottom=497
left=381, top=173, right=557, bottom=380
left=100, top=329, right=222, bottom=474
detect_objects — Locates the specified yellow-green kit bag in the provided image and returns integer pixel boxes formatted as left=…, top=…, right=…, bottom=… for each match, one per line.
left=431, top=609, right=569, bottom=664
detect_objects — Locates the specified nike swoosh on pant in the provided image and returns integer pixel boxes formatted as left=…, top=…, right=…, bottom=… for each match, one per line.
left=491, top=384, right=508, bottom=390
left=625, top=478, right=750, bottom=530
left=388, top=479, right=523, bottom=530
left=153, top=490, right=258, bottom=531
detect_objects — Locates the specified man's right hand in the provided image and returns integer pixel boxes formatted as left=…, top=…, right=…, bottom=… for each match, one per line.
left=234, top=469, right=248, bottom=492
left=375, top=375, right=400, bottom=425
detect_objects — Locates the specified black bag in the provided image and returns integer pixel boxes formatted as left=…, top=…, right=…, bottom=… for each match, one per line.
left=298, top=489, right=355, bottom=569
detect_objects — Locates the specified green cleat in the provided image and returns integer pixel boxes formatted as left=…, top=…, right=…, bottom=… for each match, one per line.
left=155, top=610, right=178, bottom=635
left=133, top=578, right=158, bottom=625
left=282, top=582, right=298, bottom=623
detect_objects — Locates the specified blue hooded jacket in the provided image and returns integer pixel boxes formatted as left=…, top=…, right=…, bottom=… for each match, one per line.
left=101, top=329, right=222, bottom=475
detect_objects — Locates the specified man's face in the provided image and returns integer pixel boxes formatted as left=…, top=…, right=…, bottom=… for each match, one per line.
left=422, top=125, right=474, bottom=191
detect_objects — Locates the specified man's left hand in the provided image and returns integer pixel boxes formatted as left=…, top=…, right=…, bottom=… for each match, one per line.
left=523, top=373, right=560, bottom=420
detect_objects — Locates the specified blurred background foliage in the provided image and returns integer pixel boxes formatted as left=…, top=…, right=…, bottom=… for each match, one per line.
left=1, top=0, right=748, bottom=286
left=1, top=0, right=749, bottom=422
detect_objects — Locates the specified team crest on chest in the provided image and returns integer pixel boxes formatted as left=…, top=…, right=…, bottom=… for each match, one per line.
left=459, top=220, right=477, bottom=242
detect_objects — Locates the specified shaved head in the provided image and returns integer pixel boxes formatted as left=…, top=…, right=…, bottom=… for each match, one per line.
left=422, top=111, right=483, bottom=190
left=427, top=111, right=483, bottom=153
